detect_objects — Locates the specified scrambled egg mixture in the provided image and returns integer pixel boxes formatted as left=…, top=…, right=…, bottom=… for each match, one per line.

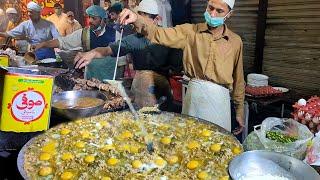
left=23, top=112, right=242, bottom=180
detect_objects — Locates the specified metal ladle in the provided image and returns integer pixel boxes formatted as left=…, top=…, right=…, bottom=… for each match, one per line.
left=104, top=26, right=154, bottom=153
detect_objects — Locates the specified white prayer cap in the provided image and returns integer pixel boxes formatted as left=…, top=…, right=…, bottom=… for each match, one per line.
left=27, top=1, right=42, bottom=12
left=6, top=8, right=18, bottom=14
left=137, top=0, right=159, bottom=15
left=222, top=0, right=235, bottom=9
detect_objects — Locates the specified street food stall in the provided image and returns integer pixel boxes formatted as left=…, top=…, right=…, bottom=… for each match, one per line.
left=0, top=0, right=320, bottom=179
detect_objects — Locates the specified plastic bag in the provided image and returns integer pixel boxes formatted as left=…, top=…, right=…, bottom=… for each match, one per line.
left=254, top=117, right=313, bottom=159
left=304, top=132, right=320, bottom=166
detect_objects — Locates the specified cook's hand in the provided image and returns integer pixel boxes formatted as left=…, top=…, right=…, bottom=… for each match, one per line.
left=119, top=8, right=137, bottom=25
left=233, top=116, right=245, bottom=135
left=74, top=51, right=95, bottom=69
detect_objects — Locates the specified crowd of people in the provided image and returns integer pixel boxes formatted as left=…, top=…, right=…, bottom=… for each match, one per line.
left=0, top=0, right=245, bottom=136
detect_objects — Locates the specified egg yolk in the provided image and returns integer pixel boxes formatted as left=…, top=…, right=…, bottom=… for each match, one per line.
left=188, top=141, right=200, bottom=149
left=84, top=155, right=95, bottom=163
left=60, top=128, right=71, bottom=135
left=75, top=141, right=85, bottom=149
left=107, top=158, right=119, bottom=166
left=167, top=155, right=179, bottom=165
left=39, top=153, right=51, bottom=161
left=201, top=129, right=212, bottom=137
left=160, top=137, right=172, bottom=145
left=41, top=141, right=56, bottom=153
left=81, top=131, right=91, bottom=139
left=155, top=158, right=167, bottom=167
left=60, top=171, right=74, bottom=180
left=38, top=167, right=53, bottom=176
left=130, top=146, right=140, bottom=154
left=187, top=160, right=199, bottom=170
left=132, top=160, right=142, bottom=169
left=210, top=144, right=222, bottom=152
left=61, top=153, right=74, bottom=161
left=232, top=147, right=242, bottom=155
left=198, top=171, right=209, bottom=179
left=120, top=131, right=133, bottom=139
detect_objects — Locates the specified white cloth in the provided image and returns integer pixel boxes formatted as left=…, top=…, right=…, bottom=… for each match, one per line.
left=182, top=79, right=231, bottom=131
left=27, top=1, right=42, bottom=12
left=156, top=0, right=172, bottom=27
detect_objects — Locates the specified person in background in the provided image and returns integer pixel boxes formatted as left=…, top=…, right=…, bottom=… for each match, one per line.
left=74, top=0, right=183, bottom=108
left=47, top=3, right=68, bottom=36
left=106, top=2, right=133, bottom=77
left=34, top=5, right=117, bottom=80
left=156, top=0, right=172, bottom=27
left=65, top=11, right=82, bottom=36
left=108, top=2, right=123, bottom=23
left=5, top=8, right=19, bottom=31
left=107, top=2, right=134, bottom=36
left=0, top=9, right=8, bottom=44
left=169, top=0, right=191, bottom=26
left=121, top=0, right=129, bottom=8
left=34, top=5, right=115, bottom=54
left=104, top=0, right=112, bottom=11
left=128, top=0, right=139, bottom=12
left=0, top=2, right=59, bottom=60
left=0, top=8, right=9, bottom=32
left=119, top=0, right=245, bottom=135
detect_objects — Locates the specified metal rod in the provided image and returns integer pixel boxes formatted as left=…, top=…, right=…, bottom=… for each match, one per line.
left=112, top=27, right=124, bottom=80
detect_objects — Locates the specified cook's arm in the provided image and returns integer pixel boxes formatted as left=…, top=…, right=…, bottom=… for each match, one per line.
left=88, top=47, right=113, bottom=58
left=34, top=39, right=60, bottom=50
left=35, top=29, right=82, bottom=51
left=5, top=22, right=28, bottom=40
left=0, top=32, right=10, bottom=38
left=132, top=15, right=191, bottom=49
left=74, top=35, right=136, bottom=69
left=232, top=40, right=245, bottom=122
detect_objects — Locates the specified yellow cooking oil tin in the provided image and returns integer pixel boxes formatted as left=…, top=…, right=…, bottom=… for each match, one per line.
left=0, top=55, right=9, bottom=66
left=0, top=67, right=54, bottom=132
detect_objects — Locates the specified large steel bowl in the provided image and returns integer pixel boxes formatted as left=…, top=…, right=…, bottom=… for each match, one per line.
left=52, top=90, right=107, bottom=119
left=229, top=150, right=320, bottom=180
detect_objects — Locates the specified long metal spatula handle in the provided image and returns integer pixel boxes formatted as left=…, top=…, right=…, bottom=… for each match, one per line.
left=112, top=27, right=124, bottom=80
